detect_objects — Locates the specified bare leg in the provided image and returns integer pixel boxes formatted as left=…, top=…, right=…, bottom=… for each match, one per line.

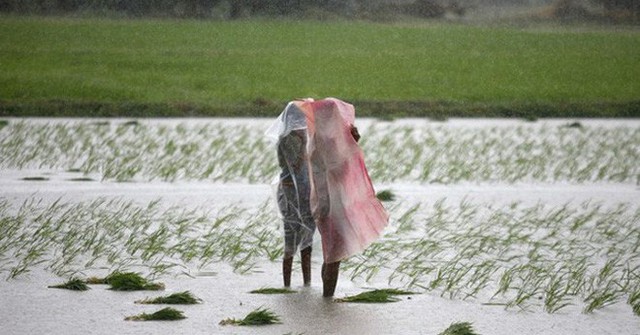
left=283, top=254, right=293, bottom=287
left=322, top=261, right=340, bottom=297
left=301, top=247, right=312, bottom=286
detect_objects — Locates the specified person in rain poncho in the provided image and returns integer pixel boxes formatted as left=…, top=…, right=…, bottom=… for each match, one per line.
left=267, top=98, right=388, bottom=296
left=303, top=98, right=389, bottom=296
left=267, top=101, right=315, bottom=287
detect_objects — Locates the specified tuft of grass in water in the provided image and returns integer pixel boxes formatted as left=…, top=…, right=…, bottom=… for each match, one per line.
left=135, top=291, right=202, bottom=304
left=124, top=307, right=186, bottom=321
left=85, top=271, right=129, bottom=285
left=106, top=272, right=165, bottom=291
left=376, top=190, right=396, bottom=202
left=0, top=120, right=7, bottom=130
left=438, top=322, right=480, bottom=335
left=335, top=289, right=410, bottom=303
left=249, top=287, right=297, bottom=294
left=219, top=307, right=281, bottom=326
left=48, top=278, right=90, bottom=291
left=21, top=177, right=49, bottom=181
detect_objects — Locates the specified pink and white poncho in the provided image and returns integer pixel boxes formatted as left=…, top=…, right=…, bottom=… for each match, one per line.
left=281, top=98, right=389, bottom=263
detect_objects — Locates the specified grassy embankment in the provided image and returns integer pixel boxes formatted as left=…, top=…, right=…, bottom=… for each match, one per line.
left=0, top=16, right=638, bottom=118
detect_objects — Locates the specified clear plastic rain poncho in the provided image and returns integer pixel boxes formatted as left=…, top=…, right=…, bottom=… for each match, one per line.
left=267, top=98, right=389, bottom=263
left=266, top=101, right=316, bottom=257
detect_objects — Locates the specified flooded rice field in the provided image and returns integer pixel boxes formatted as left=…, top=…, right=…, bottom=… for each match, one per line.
left=0, top=118, right=639, bottom=334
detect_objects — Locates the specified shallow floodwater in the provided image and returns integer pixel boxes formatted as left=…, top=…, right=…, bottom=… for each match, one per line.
left=0, top=118, right=639, bottom=335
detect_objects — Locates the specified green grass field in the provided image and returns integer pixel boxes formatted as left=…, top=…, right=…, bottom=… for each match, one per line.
left=0, top=16, right=639, bottom=117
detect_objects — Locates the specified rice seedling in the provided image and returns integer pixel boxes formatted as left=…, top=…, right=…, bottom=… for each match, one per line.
left=335, top=289, right=405, bottom=303
left=395, top=204, right=421, bottom=234
left=47, top=278, right=90, bottom=291
left=135, top=291, right=202, bottom=304
left=628, top=288, right=640, bottom=316
left=438, top=322, right=479, bottom=335
left=107, top=272, right=165, bottom=291
left=124, top=307, right=186, bottom=321
left=249, top=287, right=297, bottom=294
left=543, top=274, right=573, bottom=313
left=219, top=307, right=281, bottom=326
left=375, top=190, right=396, bottom=202
left=583, top=289, right=622, bottom=314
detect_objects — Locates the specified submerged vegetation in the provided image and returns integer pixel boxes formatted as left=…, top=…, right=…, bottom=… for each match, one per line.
left=335, top=289, right=415, bottom=303
left=124, top=307, right=186, bottom=321
left=0, top=196, right=281, bottom=279
left=438, top=322, right=480, bottom=335
left=375, top=190, right=396, bottom=202
left=249, top=287, right=297, bottom=294
left=342, top=199, right=640, bottom=314
left=135, top=291, right=202, bottom=304
left=48, top=278, right=89, bottom=291
left=106, top=272, right=165, bottom=291
left=219, top=307, right=281, bottom=326
left=0, top=120, right=638, bottom=184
